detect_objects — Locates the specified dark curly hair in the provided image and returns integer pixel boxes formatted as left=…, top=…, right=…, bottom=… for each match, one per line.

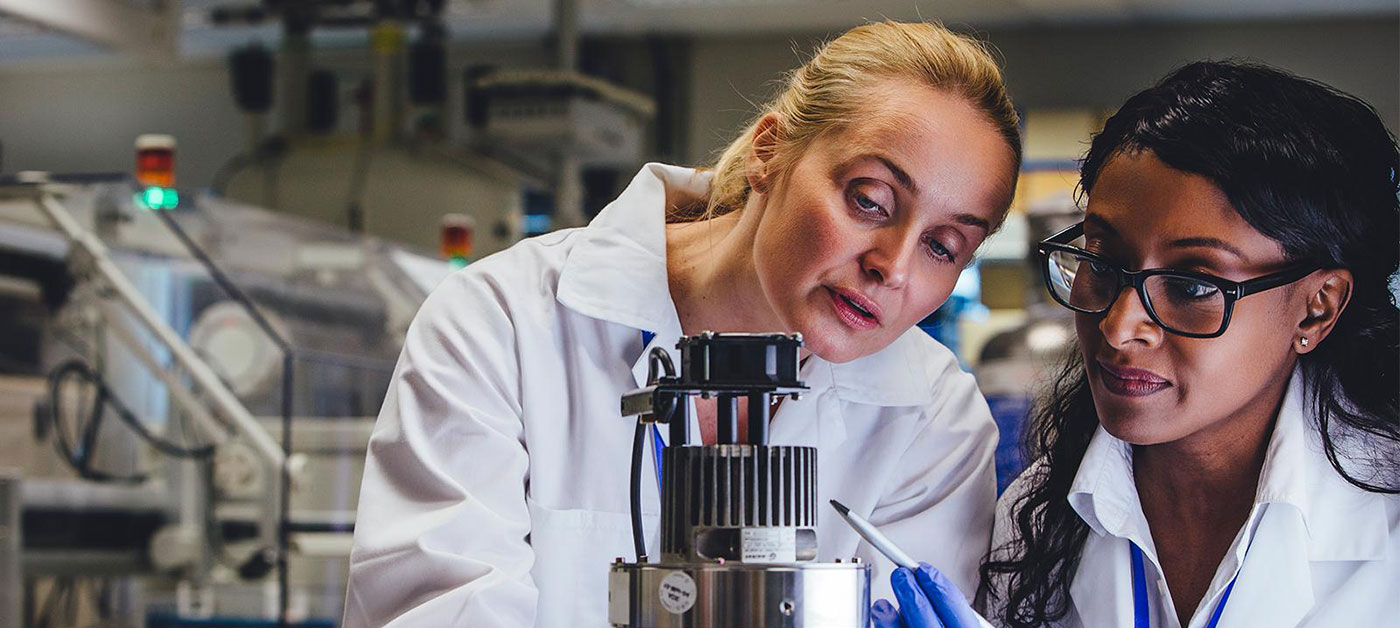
left=979, top=60, right=1400, bottom=628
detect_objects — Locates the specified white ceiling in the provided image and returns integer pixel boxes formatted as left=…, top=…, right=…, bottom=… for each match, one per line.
left=0, top=0, right=1395, bottom=63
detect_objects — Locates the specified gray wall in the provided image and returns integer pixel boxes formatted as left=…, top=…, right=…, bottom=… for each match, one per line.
left=0, top=59, right=247, bottom=186
left=685, top=17, right=1400, bottom=165
left=0, top=41, right=556, bottom=188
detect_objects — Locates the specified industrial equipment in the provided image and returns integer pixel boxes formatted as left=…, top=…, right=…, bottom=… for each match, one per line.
left=611, top=333, right=871, bottom=627
left=0, top=173, right=449, bottom=626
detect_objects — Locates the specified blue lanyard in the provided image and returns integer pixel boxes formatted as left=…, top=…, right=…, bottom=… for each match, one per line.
left=1131, top=542, right=1242, bottom=628
left=651, top=424, right=665, bottom=492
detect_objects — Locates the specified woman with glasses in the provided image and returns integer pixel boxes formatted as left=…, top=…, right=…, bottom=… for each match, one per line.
left=871, top=60, right=1398, bottom=628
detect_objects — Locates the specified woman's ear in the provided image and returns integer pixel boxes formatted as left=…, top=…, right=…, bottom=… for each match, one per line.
left=1295, top=269, right=1352, bottom=354
left=745, top=113, right=781, bottom=195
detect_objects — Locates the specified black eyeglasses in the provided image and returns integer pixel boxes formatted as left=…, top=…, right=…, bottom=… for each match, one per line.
left=1036, top=222, right=1318, bottom=338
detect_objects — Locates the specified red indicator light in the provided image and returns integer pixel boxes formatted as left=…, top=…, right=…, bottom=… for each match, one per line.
left=135, top=134, right=176, bottom=188
left=441, top=213, right=475, bottom=267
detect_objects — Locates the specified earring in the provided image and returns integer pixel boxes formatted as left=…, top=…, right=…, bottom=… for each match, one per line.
left=1300, top=337, right=1310, bottom=347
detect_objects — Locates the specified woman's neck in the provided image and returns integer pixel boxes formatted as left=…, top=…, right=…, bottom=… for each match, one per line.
left=1132, top=381, right=1288, bottom=627
left=1133, top=413, right=1274, bottom=523
left=1132, top=377, right=1290, bottom=518
left=665, top=208, right=777, bottom=337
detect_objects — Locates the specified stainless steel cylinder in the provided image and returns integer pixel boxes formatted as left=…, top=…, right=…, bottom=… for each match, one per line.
left=608, top=562, right=870, bottom=628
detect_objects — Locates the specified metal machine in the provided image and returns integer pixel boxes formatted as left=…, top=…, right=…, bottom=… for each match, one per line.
left=611, top=333, right=870, bottom=627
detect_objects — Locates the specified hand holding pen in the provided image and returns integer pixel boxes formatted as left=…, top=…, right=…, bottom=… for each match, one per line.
left=829, top=500, right=984, bottom=628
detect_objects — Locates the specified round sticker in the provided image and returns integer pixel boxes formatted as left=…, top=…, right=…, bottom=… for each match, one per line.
left=658, top=571, right=697, bottom=615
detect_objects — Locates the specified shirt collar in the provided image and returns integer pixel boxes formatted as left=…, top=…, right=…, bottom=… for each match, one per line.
left=558, top=163, right=938, bottom=409
left=1067, top=367, right=1390, bottom=561
left=1067, top=424, right=1146, bottom=544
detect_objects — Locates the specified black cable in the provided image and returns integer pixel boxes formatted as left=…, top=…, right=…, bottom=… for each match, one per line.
left=629, top=418, right=647, bottom=563
left=629, top=347, right=678, bottom=563
left=646, top=346, right=675, bottom=384
left=46, top=360, right=215, bottom=484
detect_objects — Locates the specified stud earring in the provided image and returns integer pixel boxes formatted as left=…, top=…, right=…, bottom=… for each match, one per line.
left=1300, top=337, right=1310, bottom=347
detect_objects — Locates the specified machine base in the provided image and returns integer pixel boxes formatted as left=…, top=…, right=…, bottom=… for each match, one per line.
left=608, top=561, right=870, bottom=627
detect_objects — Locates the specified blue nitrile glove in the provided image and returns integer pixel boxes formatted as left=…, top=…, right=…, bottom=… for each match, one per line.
left=870, top=562, right=980, bottom=628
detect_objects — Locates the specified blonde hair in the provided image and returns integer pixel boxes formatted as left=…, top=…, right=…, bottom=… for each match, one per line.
left=681, top=21, right=1021, bottom=222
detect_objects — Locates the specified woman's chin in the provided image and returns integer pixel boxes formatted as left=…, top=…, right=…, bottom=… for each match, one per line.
left=1097, top=412, right=1179, bottom=447
left=802, top=330, right=882, bottom=364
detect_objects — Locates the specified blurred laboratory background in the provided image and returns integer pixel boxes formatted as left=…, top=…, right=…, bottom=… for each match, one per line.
left=0, top=1, right=1394, bottom=626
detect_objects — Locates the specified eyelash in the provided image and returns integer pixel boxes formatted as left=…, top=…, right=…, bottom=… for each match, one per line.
left=849, top=189, right=957, bottom=263
left=852, top=191, right=885, bottom=216
left=924, top=236, right=955, bottom=263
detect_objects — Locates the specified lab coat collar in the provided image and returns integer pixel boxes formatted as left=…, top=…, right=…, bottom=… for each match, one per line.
left=556, top=163, right=697, bottom=341
left=1258, top=369, right=1390, bottom=562
left=1067, top=367, right=1391, bottom=562
left=1067, top=425, right=1150, bottom=549
left=559, top=163, right=936, bottom=411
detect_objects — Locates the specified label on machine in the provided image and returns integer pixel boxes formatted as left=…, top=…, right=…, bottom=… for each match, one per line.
left=741, top=527, right=798, bottom=563
left=658, top=571, right=697, bottom=614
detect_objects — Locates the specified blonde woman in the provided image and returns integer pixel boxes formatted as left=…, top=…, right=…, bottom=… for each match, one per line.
left=345, top=21, right=1022, bottom=627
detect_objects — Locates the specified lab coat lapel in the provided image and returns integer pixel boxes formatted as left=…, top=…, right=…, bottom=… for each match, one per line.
left=1067, top=428, right=1163, bottom=627
left=1218, top=507, right=1313, bottom=628
left=1070, top=536, right=1139, bottom=627
left=557, top=163, right=696, bottom=343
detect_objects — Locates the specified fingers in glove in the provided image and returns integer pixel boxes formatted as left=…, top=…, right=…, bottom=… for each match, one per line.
left=892, top=566, right=945, bottom=628
left=914, top=562, right=980, bottom=628
left=872, top=598, right=905, bottom=628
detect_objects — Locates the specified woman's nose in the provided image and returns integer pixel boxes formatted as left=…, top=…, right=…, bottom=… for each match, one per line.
left=861, top=230, right=918, bottom=289
left=1099, top=285, right=1164, bottom=348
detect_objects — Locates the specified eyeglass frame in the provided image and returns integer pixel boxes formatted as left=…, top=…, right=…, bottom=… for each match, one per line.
left=1035, top=221, right=1319, bottom=338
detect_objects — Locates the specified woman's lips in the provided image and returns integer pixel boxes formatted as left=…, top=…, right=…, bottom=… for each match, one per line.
left=1096, top=360, right=1171, bottom=397
left=827, top=287, right=880, bottom=330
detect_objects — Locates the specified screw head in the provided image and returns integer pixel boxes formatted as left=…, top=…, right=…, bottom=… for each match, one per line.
left=780, top=600, right=795, bottom=616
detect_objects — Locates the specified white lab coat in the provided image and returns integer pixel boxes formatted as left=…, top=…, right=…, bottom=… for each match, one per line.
left=989, top=369, right=1400, bottom=627
left=344, top=164, right=999, bottom=627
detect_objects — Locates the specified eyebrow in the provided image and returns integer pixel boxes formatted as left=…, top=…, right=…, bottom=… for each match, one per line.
left=834, top=153, right=921, bottom=198
left=872, top=155, right=919, bottom=198
left=1086, top=214, right=1249, bottom=261
left=1169, top=237, right=1249, bottom=262
left=952, top=213, right=993, bottom=234
left=1084, top=213, right=1118, bottom=236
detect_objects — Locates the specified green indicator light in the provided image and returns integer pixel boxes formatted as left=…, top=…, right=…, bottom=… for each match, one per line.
left=448, top=255, right=469, bottom=269
left=139, top=186, right=179, bottom=210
